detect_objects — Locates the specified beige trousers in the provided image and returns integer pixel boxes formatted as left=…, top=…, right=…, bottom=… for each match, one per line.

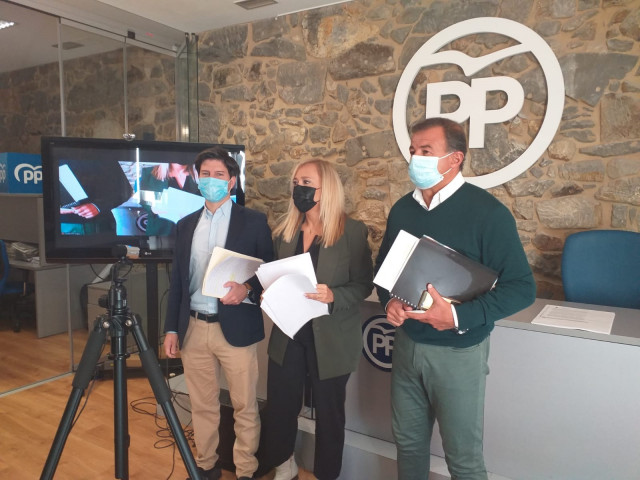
left=181, top=317, right=260, bottom=477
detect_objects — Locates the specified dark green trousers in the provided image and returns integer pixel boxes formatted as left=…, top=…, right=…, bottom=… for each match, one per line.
left=391, top=327, right=490, bottom=480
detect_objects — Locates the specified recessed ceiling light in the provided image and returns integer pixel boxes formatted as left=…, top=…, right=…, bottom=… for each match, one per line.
left=0, top=19, right=16, bottom=30
left=234, top=0, right=278, bottom=10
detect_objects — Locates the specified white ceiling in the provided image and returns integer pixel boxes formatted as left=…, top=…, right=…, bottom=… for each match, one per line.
left=0, top=0, right=349, bottom=73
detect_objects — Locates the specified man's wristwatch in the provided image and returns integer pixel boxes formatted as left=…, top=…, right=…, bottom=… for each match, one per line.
left=243, top=282, right=257, bottom=303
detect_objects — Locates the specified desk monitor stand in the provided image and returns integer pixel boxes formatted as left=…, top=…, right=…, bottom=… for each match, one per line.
left=40, top=259, right=202, bottom=480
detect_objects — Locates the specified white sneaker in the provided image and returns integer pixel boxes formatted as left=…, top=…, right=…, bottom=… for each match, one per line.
left=272, top=455, right=299, bottom=480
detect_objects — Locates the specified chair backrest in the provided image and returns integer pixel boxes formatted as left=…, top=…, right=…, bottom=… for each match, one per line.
left=561, top=230, right=640, bottom=309
left=0, top=240, right=10, bottom=293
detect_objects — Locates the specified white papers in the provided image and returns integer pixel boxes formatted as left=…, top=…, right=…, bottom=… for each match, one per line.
left=256, top=252, right=318, bottom=289
left=257, top=253, right=329, bottom=339
left=262, top=273, right=329, bottom=339
left=373, top=230, right=418, bottom=291
left=532, top=304, right=615, bottom=335
left=202, top=247, right=263, bottom=302
left=152, top=187, right=205, bottom=223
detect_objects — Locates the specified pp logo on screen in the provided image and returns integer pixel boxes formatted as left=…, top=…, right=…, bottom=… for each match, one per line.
left=362, top=315, right=396, bottom=372
left=14, top=163, right=42, bottom=184
left=393, top=17, right=565, bottom=189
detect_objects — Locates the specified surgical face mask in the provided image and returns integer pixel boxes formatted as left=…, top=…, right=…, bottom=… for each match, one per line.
left=198, top=177, right=229, bottom=203
left=292, top=185, right=318, bottom=213
left=408, top=152, right=454, bottom=189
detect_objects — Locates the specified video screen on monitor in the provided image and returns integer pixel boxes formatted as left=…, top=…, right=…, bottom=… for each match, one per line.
left=41, top=136, right=245, bottom=263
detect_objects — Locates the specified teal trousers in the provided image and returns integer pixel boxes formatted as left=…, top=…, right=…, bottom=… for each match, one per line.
left=391, top=327, right=490, bottom=480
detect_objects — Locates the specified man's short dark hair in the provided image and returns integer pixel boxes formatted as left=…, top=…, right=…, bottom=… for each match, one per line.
left=195, top=146, right=240, bottom=178
left=410, top=118, right=468, bottom=157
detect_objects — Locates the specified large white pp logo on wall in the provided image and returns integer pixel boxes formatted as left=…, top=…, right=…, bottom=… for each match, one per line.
left=362, top=315, right=396, bottom=372
left=393, top=17, right=565, bottom=189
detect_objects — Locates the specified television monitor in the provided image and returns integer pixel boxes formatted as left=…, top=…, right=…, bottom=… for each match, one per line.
left=41, top=136, right=246, bottom=263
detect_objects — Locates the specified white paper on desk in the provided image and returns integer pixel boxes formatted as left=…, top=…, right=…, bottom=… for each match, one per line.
left=202, top=247, right=263, bottom=302
left=152, top=187, right=205, bottom=223
left=261, top=273, right=329, bottom=339
left=256, top=252, right=317, bottom=289
left=531, top=304, right=615, bottom=335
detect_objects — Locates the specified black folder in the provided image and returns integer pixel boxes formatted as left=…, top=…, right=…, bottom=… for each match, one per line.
left=376, top=231, right=498, bottom=309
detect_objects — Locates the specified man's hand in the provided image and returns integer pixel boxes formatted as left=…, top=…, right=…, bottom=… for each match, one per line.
left=164, top=333, right=179, bottom=358
left=405, top=284, right=455, bottom=331
left=385, top=298, right=412, bottom=327
left=221, top=281, right=248, bottom=305
left=305, top=283, right=334, bottom=304
left=72, top=203, right=99, bottom=218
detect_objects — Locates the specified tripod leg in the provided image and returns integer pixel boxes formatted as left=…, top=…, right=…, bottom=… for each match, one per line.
left=41, top=319, right=108, bottom=480
left=111, top=323, right=130, bottom=479
left=129, top=314, right=202, bottom=480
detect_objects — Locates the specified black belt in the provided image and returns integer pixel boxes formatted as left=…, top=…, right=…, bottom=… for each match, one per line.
left=190, top=310, right=219, bottom=323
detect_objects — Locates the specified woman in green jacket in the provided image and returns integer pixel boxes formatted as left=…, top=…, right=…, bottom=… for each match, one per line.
left=262, top=159, right=373, bottom=480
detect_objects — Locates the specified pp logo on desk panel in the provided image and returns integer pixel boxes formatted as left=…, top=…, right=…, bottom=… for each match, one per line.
left=14, top=163, right=42, bottom=185
left=393, top=17, right=564, bottom=189
left=362, top=315, right=396, bottom=372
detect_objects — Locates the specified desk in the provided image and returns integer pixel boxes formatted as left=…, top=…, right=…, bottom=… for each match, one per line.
left=10, top=260, right=95, bottom=338
left=474, top=299, right=640, bottom=480
left=295, top=299, right=640, bottom=480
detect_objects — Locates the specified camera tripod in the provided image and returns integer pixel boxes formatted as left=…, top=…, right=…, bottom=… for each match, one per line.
left=41, top=256, right=202, bottom=480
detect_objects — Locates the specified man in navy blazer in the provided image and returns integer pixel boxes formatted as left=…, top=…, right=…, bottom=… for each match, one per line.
left=164, top=146, right=273, bottom=480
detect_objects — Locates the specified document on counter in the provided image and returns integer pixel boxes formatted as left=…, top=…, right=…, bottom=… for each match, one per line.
left=531, top=304, right=615, bottom=335
left=261, top=273, right=329, bottom=339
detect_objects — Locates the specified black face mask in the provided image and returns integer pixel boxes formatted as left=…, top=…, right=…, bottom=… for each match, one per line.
left=292, top=185, right=317, bottom=213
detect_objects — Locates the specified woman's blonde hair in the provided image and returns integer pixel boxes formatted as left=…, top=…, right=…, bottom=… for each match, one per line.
left=274, top=159, right=346, bottom=247
left=151, top=163, right=197, bottom=182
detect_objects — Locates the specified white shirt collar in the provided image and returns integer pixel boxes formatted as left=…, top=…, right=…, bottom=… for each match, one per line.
left=412, top=172, right=465, bottom=211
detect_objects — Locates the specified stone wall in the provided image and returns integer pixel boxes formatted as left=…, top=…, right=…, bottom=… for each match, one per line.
left=196, top=0, right=640, bottom=299
left=0, top=46, right=175, bottom=153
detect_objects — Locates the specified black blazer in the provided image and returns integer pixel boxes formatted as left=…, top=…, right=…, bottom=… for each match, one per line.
left=165, top=202, right=274, bottom=348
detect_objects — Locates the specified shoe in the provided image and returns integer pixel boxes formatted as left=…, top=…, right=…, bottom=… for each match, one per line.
left=186, top=466, right=222, bottom=480
left=272, top=455, right=299, bottom=480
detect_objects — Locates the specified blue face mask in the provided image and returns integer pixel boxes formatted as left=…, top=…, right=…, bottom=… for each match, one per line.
left=408, top=152, right=454, bottom=189
left=198, top=177, right=229, bottom=203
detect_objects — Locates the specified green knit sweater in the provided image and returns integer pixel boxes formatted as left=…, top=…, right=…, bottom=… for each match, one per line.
left=375, top=183, right=536, bottom=347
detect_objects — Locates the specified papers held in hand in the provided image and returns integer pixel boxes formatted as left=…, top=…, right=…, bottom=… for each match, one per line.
left=374, top=230, right=498, bottom=310
left=202, top=247, right=263, bottom=303
left=257, top=253, right=329, bottom=339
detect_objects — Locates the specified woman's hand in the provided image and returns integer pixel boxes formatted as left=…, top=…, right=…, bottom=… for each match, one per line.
left=305, top=283, right=334, bottom=304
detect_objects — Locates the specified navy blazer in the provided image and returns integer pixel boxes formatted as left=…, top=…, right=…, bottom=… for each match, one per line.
left=165, top=202, right=274, bottom=348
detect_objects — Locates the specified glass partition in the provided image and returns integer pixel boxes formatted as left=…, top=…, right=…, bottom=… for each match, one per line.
left=0, top=0, right=184, bottom=393
left=0, top=2, right=65, bottom=395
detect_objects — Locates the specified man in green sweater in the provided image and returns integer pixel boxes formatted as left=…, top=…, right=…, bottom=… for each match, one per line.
left=375, top=118, right=536, bottom=480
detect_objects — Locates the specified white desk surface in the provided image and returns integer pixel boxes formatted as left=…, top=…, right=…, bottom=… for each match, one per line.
left=497, top=297, right=640, bottom=346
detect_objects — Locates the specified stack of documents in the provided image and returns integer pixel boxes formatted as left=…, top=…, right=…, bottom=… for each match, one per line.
left=374, top=230, right=498, bottom=309
left=257, top=253, right=329, bottom=339
left=202, top=247, right=264, bottom=303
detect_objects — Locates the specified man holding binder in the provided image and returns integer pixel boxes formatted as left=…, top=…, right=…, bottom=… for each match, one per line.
left=375, top=118, right=536, bottom=480
left=164, top=146, right=273, bottom=480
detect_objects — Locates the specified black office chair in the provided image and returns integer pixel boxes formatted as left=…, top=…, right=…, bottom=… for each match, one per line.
left=0, top=240, right=34, bottom=332
left=561, top=230, right=640, bottom=309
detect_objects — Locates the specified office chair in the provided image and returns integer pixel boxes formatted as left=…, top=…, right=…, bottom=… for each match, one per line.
left=561, top=230, right=640, bottom=309
left=0, top=240, right=33, bottom=332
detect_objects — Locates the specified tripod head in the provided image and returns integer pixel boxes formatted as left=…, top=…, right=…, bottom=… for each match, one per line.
left=98, top=245, right=133, bottom=318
